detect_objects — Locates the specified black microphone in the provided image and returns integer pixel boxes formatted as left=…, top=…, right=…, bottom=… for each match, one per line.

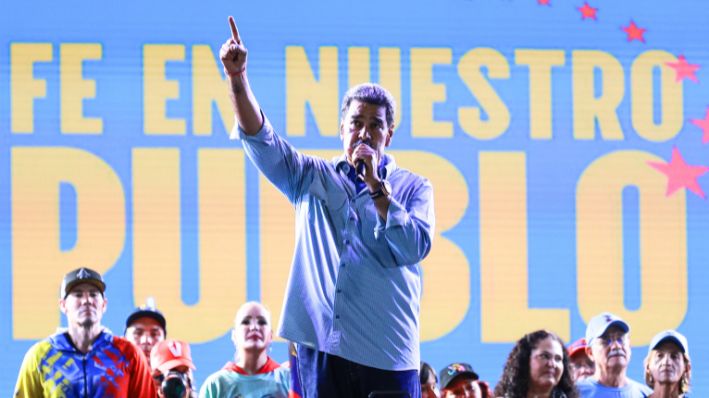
left=356, top=159, right=366, bottom=179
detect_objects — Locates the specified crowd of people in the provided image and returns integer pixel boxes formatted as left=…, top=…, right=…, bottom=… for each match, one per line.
left=12, top=266, right=693, bottom=398
left=420, top=312, right=693, bottom=397
left=11, top=16, right=695, bottom=398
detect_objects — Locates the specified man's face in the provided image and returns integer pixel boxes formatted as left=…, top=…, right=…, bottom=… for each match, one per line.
left=126, top=317, right=165, bottom=359
left=569, top=352, right=595, bottom=381
left=442, top=376, right=481, bottom=398
left=647, top=341, right=688, bottom=387
left=340, top=100, right=393, bottom=167
left=588, top=325, right=631, bottom=376
left=59, top=283, right=107, bottom=328
left=231, top=302, right=273, bottom=353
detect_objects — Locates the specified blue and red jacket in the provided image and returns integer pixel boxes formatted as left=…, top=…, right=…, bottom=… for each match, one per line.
left=14, top=329, right=156, bottom=397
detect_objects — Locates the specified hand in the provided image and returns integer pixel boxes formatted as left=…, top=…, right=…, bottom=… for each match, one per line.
left=352, top=143, right=380, bottom=187
left=219, top=16, right=247, bottom=77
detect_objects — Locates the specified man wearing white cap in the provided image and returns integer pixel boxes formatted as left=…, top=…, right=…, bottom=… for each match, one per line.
left=576, top=312, right=652, bottom=397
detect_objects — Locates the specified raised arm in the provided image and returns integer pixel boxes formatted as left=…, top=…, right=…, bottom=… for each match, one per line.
left=220, top=16, right=263, bottom=135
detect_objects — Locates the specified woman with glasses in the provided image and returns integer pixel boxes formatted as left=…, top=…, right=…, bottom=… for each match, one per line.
left=494, top=330, right=578, bottom=398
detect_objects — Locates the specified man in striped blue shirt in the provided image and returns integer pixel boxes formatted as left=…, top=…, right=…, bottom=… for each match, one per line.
left=219, top=17, right=435, bottom=398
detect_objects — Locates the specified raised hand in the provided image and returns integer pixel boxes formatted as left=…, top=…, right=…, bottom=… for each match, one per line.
left=220, top=16, right=247, bottom=77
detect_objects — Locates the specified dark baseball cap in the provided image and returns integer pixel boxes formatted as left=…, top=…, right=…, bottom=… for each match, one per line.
left=60, top=267, right=106, bottom=298
left=439, top=362, right=479, bottom=389
left=125, top=298, right=167, bottom=335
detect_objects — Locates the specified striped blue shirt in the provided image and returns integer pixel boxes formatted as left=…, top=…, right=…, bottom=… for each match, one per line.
left=234, top=117, right=435, bottom=371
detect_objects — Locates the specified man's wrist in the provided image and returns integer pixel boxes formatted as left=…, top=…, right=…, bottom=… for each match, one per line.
left=369, top=179, right=391, bottom=200
left=224, top=66, right=246, bottom=78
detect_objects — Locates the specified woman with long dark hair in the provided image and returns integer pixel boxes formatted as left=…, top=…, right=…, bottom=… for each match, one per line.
left=494, top=330, right=578, bottom=398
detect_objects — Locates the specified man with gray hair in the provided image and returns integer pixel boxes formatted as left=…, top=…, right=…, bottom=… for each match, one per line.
left=576, top=312, right=652, bottom=397
left=219, top=17, right=435, bottom=398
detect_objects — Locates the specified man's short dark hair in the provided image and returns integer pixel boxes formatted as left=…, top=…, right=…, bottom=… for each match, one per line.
left=340, top=83, right=396, bottom=127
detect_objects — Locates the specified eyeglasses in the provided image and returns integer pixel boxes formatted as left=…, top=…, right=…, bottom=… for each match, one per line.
left=596, top=335, right=628, bottom=347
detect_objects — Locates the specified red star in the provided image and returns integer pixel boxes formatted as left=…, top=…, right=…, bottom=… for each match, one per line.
left=648, top=147, right=709, bottom=199
left=666, top=55, right=700, bottom=83
left=622, top=20, right=647, bottom=43
left=538, top=0, right=551, bottom=5
left=690, top=108, right=709, bottom=144
left=578, top=2, right=598, bottom=20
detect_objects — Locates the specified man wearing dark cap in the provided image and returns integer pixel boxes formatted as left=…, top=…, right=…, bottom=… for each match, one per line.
left=125, top=298, right=167, bottom=363
left=439, top=363, right=481, bottom=398
left=14, top=267, right=156, bottom=397
left=576, top=312, right=652, bottom=397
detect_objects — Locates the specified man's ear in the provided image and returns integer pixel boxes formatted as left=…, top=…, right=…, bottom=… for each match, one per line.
left=59, top=299, right=67, bottom=315
left=385, top=124, right=394, bottom=147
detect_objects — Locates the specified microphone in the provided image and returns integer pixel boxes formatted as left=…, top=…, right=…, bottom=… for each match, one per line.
left=356, top=160, right=366, bottom=179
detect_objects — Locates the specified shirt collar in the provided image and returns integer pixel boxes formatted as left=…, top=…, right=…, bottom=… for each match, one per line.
left=222, top=357, right=281, bottom=375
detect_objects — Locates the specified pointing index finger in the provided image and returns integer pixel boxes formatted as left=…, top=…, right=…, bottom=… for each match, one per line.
left=228, top=16, right=241, bottom=44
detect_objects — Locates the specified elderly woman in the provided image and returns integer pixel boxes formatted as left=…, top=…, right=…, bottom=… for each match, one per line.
left=644, top=330, right=692, bottom=398
left=494, top=330, right=577, bottom=398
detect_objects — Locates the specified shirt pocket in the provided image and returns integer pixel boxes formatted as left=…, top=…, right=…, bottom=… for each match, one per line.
left=308, top=176, right=348, bottom=214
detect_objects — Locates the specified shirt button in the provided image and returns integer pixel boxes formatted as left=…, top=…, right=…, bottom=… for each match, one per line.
left=335, top=315, right=340, bottom=319
left=337, top=289, right=342, bottom=293
left=343, top=239, right=350, bottom=245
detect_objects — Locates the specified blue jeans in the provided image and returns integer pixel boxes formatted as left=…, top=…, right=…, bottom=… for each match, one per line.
left=293, top=345, right=420, bottom=398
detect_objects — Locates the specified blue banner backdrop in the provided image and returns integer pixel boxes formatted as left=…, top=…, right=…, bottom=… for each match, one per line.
left=2, top=0, right=708, bottom=394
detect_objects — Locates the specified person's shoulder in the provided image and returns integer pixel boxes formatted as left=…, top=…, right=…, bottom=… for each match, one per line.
left=273, top=364, right=291, bottom=382
left=20, top=338, right=54, bottom=365
left=203, top=368, right=238, bottom=385
left=389, top=166, right=431, bottom=188
left=110, top=335, right=138, bottom=353
left=626, top=378, right=652, bottom=395
left=107, top=334, right=147, bottom=366
left=574, top=378, right=604, bottom=396
left=575, top=378, right=596, bottom=390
